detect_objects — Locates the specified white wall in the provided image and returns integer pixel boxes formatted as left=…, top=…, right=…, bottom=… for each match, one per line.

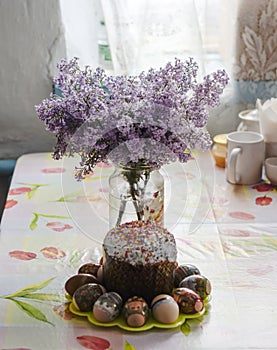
left=0, top=0, right=103, bottom=160
left=0, top=0, right=67, bottom=159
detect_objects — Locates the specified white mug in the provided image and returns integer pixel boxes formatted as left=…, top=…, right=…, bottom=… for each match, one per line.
left=226, top=131, right=265, bottom=185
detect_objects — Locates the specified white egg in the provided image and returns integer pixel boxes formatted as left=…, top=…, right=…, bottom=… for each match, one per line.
left=151, top=294, right=179, bottom=324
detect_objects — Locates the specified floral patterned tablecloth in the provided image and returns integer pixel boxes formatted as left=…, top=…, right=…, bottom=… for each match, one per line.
left=0, top=151, right=277, bottom=350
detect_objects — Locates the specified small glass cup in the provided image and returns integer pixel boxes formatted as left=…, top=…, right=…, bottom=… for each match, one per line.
left=264, top=157, right=277, bottom=185
left=211, top=134, right=227, bottom=168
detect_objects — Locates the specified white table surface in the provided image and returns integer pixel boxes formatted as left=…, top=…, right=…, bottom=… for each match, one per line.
left=0, top=151, right=277, bottom=350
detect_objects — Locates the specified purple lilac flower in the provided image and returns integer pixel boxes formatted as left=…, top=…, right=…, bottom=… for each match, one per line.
left=35, top=57, right=229, bottom=180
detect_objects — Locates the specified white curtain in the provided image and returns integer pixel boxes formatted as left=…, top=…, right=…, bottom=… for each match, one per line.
left=100, top=0, right=277, bottom=136
left=101, top=0, right=239, bottom=77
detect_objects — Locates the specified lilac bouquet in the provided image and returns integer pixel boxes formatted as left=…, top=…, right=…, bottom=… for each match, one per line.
left=35, top=57, right=229, bottom=180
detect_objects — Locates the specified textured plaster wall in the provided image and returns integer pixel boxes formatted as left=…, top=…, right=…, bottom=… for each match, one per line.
left=0, top=0, right=66, bottom=159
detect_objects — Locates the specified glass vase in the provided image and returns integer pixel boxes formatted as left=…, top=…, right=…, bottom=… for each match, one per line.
left=109, top=164, right=164, bottom=228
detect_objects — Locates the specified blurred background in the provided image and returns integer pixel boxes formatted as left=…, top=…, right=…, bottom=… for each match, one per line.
left=0, top=0, right=276, bottom=218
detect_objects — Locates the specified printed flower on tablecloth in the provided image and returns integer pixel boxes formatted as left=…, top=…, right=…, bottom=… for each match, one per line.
left=41, top=167, right=66, bottom=173
left=212, top=197, right=229, bottom=206
left=40, top=247, right=66, bottom=259
left=220, top=228, right=250, bottom=237
left=54, top=187, right=106, bottom=203
left=29, top=212, right=72, bottom=231
left=9, top=250, right=37, bottom=260
left=76, top=195, right=103, bottom=202
left=176, top=171, right=196, bottom=180
left=255, top=195, right=273, bottom=206
left=1, top=348, right=32, bottom=350
left=4, top=199, right=18, bottom=209
left=76, top=335, right=110, bottom=350
left=96, top=162, right=113, bottom=168
left=252, top=183, right=275, bottom=192
left=8, top=187, right=32, bottom=195
left=229, top=211, right=255, bottom=220
left=247, top=265, right=274, bottom=276
left=99, top=187, right=109, bottom=193
left=8, top=183, right=48, bottom=199
left=53, top=302, right=74, bottom=320
left=8, top=247, right=66, bottom=261
left=46, top=222, right=73, bottom=232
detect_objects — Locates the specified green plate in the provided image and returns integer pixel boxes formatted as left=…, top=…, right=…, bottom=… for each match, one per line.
left=69, top=298, right=209, bottom=332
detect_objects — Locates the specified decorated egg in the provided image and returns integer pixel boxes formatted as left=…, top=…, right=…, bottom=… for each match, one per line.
left=73, top=283, right=106, bottom=312
left=78, top=263, right=101, bottom=277
left=65, top=273, right=99, bottom=296
left=174, top=264, right=201, bottom=287
left=123, top=296, right=149, bottom=328
left=173, top=287, right=204, bottom=314
left=179, top=274, right=211, bottom=299
left=151, top=294, right=179, bottom=324
left=96, top=265, right=104, bottom=283
left=93, top=292, right=123, bottom=322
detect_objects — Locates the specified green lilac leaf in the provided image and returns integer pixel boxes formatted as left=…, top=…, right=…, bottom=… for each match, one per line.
left=26, top=188, right=37, bottom=199
left=85, top=176, right=106, bottom=181
left=3, top=277, right=56, bottom=298
left=124, top=341, right=137, bottom=350
left=262, top=235, right=277, bottom=250
left=181, top=320, right=191, bottom=336
left=30, top=212, right=71, bottom=230
left=21, top=293, right=64, bottom=302
left=29, top=213, right=39, bottom=230
left=19, top=182, right=48, bottom=187
left=54, top=190, right=85, bottom=202
left=69, top=250, right=82, bottom=267
left=12, top=299, right=54, bottom=325
left=36, top=213, right=71, bottom=219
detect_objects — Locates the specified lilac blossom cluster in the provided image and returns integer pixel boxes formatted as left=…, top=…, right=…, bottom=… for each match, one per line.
left=35, top=57, right=229, bottom=179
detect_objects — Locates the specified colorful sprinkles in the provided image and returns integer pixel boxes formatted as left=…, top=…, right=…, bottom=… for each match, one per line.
left=103, top=221, right=177, bottom=265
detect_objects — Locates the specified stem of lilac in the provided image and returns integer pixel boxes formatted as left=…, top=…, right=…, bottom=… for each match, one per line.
left=130, top=184, right=142, bottom=221
left=116, top=196, right=127, bottom=226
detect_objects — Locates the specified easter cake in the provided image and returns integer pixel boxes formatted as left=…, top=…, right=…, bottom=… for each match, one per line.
left=102, top=221, right=177, bottom=303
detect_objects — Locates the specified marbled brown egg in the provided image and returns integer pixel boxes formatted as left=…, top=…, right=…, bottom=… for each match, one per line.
left=78, top=263, right=101, bottom=277
left=123, top=296, right=149, bottom=328
left=174, top=264, right=201, bottom=287
left=96, top=265, right=104, bottom=283
left=179, top=274, right=211, bottom=300
left=173, top=287, right=204, bottom=314
left=65, top=273, right=99, bottom=296
left=72, top=283, right=106, bottom=312
left=93, top=292, right=123, bottom=322
left=151, top=294, right=179, bottom=324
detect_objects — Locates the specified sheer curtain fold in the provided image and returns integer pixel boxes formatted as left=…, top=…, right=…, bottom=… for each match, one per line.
left=101, top=0, right=239, bottom=77
left=101, top=0, right=277, bottom=136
